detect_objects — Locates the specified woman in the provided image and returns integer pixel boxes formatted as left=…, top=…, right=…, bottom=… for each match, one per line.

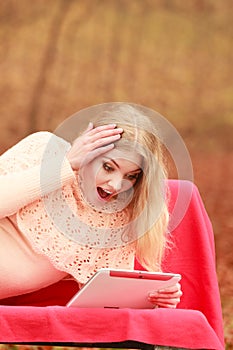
left=0, top=103, right=182, bottom=307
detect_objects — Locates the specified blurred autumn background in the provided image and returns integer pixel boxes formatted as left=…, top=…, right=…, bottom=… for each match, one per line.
left=0, top=0, right=232, bottom=348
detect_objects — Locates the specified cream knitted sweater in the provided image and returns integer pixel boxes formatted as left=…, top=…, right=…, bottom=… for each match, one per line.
left=0, top=132, right=136, bottom=285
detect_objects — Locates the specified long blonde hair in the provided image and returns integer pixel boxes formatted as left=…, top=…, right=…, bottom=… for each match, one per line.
left=92, top=103, right=169, bottom=272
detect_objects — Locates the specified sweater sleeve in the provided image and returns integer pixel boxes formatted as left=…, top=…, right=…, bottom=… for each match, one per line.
left=0, top=132, right=75, bottom=218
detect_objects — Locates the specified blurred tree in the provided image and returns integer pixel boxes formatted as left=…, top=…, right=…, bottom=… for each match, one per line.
left=28, top=0, right=72, bottom=132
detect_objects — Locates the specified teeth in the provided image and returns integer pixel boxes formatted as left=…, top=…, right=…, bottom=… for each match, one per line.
left=104, top=190, right=112, bottom=194
left=97, top=187, right=114, bottom=200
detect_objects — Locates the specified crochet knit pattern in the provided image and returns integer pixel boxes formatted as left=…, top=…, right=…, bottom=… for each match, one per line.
left=0, top=132, right=136, bottom=284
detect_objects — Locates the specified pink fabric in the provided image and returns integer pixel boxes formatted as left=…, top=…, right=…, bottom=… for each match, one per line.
left=0, top=306, right=223, bottom=349
left=0, top=180, right=225, bottom=349
left=136, top=180, right=224, bottom=346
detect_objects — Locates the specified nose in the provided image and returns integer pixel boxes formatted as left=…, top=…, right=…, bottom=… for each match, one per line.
left=108, top=175, right=123, bottom=192
left=108, top=175, right=132, bottom=193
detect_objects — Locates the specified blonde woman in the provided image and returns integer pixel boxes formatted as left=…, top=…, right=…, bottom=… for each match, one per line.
left=0, top=103, right=182, bottom=307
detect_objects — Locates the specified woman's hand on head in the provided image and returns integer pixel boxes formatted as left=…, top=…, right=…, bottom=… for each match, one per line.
left=67, top=122, right=123, bottom=171
left=148, top=282, right=182, bottom=309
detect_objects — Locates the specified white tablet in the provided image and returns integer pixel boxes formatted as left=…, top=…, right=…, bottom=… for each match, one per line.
left=66, top=268, right=181, bottom=309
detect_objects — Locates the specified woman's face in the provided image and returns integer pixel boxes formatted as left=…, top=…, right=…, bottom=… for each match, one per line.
left=80, top=148, right=143, bottom=208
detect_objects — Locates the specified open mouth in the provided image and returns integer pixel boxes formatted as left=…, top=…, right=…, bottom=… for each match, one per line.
left=97, top=187, right=115, bottom=201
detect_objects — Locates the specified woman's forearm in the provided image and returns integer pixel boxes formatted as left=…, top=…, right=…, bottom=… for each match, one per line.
left=0, top=156, right=74, bottom=218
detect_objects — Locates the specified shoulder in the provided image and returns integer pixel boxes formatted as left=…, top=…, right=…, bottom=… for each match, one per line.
left=1, top=132, right=70, bottom=158
left=0, top=132, right=71, bottom=172
left=15, top=131, right=69, bottom=149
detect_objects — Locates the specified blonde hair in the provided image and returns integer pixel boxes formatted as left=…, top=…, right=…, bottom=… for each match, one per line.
left=92, top=103, right=169, bottom=272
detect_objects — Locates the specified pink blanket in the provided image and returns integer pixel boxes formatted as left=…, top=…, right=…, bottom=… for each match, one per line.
left=0, top=306, right=223, bottom=349
left=0, top=180, right=225, bottom=349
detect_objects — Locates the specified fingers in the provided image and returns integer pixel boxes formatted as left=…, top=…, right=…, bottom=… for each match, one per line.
left=78, top=128, right=122, bottom=164
left=67, top=123, right=123, bottom=171
left=149, top=289, right=183, bottom=299
left=158, top=282, right=181, bottom=293
left=83, top=123, right=121, bottom=137
left=148, top=283, right=183, bottom=309
left=85, top=125, right=123, bottom=146
left=81, top=143, right=115, bottom=165
left=152, top=300, right=180, bottom=309
left=91, top=131, right=121, bottom=148
left=87, top=123, right=118, bottom=135
left=148, top=294, right=182, bottom=308
left=75, top=124, right=123, bottom=150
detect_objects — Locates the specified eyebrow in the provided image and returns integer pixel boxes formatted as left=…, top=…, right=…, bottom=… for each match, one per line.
left=110, top=159, right=120, bottom=169
left=106, top=158, right=142, bottom=173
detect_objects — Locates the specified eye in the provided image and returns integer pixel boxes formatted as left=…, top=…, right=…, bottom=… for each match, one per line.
left=103, top=162, right=114, bottom=172
left=126, top=172, right=141, bottom=182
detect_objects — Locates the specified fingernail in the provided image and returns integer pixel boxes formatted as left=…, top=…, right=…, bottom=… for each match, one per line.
left=117, top=127, right=123, bottom=132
